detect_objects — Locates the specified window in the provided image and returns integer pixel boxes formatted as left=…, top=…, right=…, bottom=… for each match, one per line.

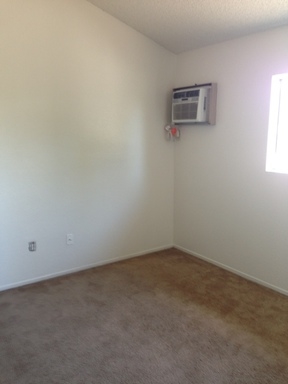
left=266, top=73, right=288, bottom=174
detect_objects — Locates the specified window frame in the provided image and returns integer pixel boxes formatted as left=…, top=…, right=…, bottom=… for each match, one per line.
left=266, top=73, right=288, bottom=174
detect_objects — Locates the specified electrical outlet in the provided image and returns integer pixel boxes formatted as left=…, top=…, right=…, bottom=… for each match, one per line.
left=28, top=241, right=36, bottom=252
left=66, top=234, right=74, bottom=245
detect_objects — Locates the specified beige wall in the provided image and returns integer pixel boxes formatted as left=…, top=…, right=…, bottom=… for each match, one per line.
left=174, top=26, right=288, bottom=294
left=2, top=0, right=288, bottom=295
left=0, top=0, right=175, bottom=290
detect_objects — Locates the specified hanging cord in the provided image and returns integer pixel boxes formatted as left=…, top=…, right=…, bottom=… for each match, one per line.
left=164, top=125, right=181, bottom=141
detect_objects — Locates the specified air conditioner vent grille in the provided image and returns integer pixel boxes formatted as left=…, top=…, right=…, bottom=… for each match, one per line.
left=173, top=103, right=198, bottom=121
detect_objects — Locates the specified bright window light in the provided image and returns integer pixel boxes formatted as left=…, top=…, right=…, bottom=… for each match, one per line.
left=266, top=73, right=288, bottom=174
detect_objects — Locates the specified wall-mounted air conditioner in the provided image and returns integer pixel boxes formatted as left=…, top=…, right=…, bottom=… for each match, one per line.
left=172, top=83, right=217, bottom=125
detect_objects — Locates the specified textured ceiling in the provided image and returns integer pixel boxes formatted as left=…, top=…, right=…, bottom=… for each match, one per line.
left=87, top=0, right=288, bottom=54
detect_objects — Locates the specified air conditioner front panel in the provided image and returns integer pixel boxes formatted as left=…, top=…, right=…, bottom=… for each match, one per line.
left=171, top=84, right=217, bottom=124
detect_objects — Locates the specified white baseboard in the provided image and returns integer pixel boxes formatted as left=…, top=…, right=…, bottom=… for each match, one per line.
left=2, top=243, right=288, bottom=297
left=0, top=244, right=173, bottom=292
left=174, top=244, right=288, bottom=297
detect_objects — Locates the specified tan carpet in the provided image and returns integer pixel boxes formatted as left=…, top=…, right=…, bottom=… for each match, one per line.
left=1, top=248, right=288, bottom=383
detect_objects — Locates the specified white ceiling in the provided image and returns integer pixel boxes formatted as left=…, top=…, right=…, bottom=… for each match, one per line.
left=87, top=0, right=288, bottom=54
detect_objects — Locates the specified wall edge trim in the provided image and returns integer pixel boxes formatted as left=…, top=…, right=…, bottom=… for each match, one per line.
left=174, top=244, right=288, bottom=297
left=0, top=244, right=173, bottom=292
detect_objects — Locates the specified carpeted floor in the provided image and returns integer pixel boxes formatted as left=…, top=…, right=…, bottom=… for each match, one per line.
left=1, top=248, right=288, bottom=383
